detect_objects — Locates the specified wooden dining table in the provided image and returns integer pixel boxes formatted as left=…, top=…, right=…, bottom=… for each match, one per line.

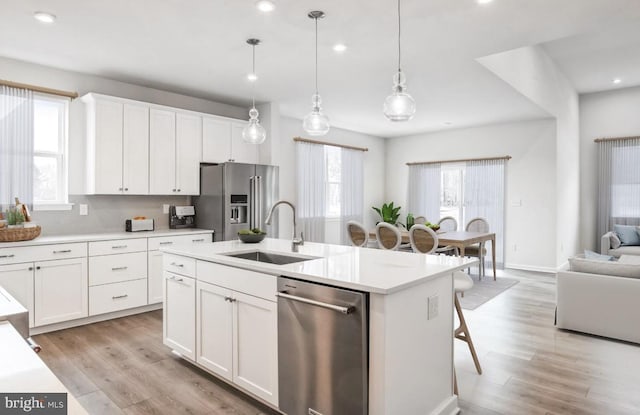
left=369, top=229, right=497, bottom=280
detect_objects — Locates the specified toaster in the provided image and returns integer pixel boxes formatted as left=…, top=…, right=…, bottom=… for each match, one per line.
left=126, top=218, right=155, bottom=232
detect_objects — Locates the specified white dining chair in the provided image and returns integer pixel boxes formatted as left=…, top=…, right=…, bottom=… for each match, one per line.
left=346, top=220, right=369, bottom=247
left=408, top=225, right=458, bottom=255
left=437, top=216, right=458, bottom=232
left=414, top=216, right=427, bottom=225
left=453, top=270, right=482, bottom=395
left=375, top=222, right=402, bottom=250
left=465, top=217, right=489, bottom=279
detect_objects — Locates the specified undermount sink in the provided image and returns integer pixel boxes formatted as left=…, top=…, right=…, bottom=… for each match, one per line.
left=223, top=250, right=317, bottom=265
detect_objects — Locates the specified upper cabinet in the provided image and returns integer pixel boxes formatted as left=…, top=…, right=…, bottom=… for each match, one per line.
left=202, top=117, right=255, bottom=164
left=83, top=95, right=150, bottom=195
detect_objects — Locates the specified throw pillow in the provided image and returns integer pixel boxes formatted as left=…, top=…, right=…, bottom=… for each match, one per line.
left=609, top=232, right=622, bottom=249
left=613, top=224, right=640, bottom=246
left=584, top=249, right=614, bottom=262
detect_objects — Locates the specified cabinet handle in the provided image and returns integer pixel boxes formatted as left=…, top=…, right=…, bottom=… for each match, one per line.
left=124, top=188, right=129, bottom=191
left=192, top=238, right=204, bottom=242
left=172, top=189, right=176, bottom=192
left=53, top=250, right=72, bottom=254
left=159, top=241, right=173, bottom=245
left=36, top=266, right=41, bottom=270
left=224, top=296, right=236, bottom=302
left=112, top=294, right=129, bottom=300
left=28, top=267, right=34, bottom=271
left=112, top=245, right=127, bottom=249
left=118, top=187, right=123, bottom=191
left=177, top=189, right=181, bottom=192
left=0, top=254, right=15, bottom=259
left=111, top=266, right=128, bottom=271
left=170, top=262, right=184, bottom=268
left=169, top=275, right=184, bottom=282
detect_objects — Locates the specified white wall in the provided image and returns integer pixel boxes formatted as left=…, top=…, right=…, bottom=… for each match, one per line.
left=274, top=116, right=386, bottom=243
left=478, top=45, right=580, bottom=268
left=385, top=119, right=557, bottom=271
left=579, top=85, right=640, bottom=250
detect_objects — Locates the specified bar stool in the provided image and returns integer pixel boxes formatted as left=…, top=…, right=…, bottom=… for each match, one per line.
left=453, top=271, right=482, bottom=395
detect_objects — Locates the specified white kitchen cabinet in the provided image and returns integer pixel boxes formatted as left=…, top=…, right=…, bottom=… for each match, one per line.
left=150, top=110, right=201, bottom=195
left=196, top=281, right=233, bottom=381
left=148, top=250, right=164, bottom=304
left=230, top=121, right=258, bottom=164
left=0, top=263, right=35, bottom=327
left=82, top=94, right=149, bottom=194
left=149, top=108, right=177, bottom=194
left=163, top=272, right=196, bottom=360
left=34, top=257, right=88, bottom=327
left=202, top=116, right=232, bottom=163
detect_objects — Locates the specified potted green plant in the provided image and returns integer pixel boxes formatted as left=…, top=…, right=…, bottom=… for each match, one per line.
left=372, top=202, right=401, bottom=225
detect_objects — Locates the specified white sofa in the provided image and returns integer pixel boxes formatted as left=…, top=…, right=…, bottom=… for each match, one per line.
left=556, top=255, right=640, bottom=344
left=601, top=231, right=640, bottom=257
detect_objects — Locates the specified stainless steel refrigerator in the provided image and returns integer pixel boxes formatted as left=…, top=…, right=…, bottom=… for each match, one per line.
left=194, top=163, right=279, bottom=241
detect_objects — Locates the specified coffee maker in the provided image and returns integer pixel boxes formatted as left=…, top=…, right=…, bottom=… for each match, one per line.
left=169, top=205, right=196, bottom=229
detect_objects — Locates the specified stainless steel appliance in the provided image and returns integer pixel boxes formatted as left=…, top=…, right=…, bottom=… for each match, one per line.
left=194, top=163, right=279, bottom=241
left=277, top=277, right=368, bottom=415
left=125, top=218, right=154, bottom=232
left=169, top=205, right=196, bottom=229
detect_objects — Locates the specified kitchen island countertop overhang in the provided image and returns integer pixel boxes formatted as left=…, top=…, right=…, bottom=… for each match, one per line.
left=160, top=237, right=478, bottom=294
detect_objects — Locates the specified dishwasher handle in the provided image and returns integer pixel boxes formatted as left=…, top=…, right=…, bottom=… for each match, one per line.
left=277, top=291, right=355, bottom=315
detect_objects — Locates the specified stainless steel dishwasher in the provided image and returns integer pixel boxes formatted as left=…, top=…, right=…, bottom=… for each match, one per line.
left=277, top=276, right=368, bottom=415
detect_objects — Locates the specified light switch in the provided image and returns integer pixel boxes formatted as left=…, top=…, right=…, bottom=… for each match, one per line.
left=163, top=204, right=170, bottom=214
left=428, top=295, right=439, bottom=320
left=79, top=204, right=88, bottom=216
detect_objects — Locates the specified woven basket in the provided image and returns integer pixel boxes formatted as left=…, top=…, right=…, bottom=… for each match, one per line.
left=0, top=226, right=42, bottom=242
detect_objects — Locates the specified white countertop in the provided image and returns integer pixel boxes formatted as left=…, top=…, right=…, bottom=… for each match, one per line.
left=0, top=322, right=87, bottom=414
left=0, top=228, right=214, bottom=248
left=162, top=238, right=477, bottom=294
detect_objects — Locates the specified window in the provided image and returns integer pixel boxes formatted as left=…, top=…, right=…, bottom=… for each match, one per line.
left=440, top=163, right=464, bottom=226
left=33, top=94, right=69, bottom=208
left=611, top=145, right=640, bottom=218
left=325, top=145, right=341, bottom=217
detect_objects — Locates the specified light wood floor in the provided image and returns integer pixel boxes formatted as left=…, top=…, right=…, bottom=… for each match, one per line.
left=34, top=269, right=640, bottom=414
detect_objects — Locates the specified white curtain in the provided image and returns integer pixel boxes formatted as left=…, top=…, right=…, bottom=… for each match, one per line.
left=407, top=163, right=441, bottom=223
left=597, top=138, right=640, bottom=246
left=464, top=159, right=505, bottom=267
left=296, top=142, right=326, bottom=242
left=0, top=86, right=34, bottom=210
left=340, top=148, right=364, bottom=245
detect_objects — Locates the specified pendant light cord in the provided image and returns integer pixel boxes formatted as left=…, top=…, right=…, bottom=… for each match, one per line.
left=315, top=16, right=319, bottom=95
left=251, top=44, right=256, bottom=109
left=397, top=0, right=402, bottom=73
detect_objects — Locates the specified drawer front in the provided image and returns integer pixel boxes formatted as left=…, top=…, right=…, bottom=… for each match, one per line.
left=89, top=278, right=148, bottom=316
left=163, top=254, right=196, bottom=278
left=89, top=252, right=148, bottom=286
left=89, top=238, right=147, bottom=256
left=148, top=233, right=212, bottom=251
left=0, top=243, right=87, bottom=265
left=196, top=261, right=276, bottom=301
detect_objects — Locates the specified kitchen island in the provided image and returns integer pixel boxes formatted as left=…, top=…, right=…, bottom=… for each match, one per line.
left=161, top=238, right=476, bottom=415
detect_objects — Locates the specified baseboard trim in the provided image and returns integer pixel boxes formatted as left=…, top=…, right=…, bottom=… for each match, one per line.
left=431, top=395, right=460, bottom=415
left=30, top=302, right=163, bottom=335
left=556, top=261, right=570, bottom=272
left=505, top=263, right=557, bottom=274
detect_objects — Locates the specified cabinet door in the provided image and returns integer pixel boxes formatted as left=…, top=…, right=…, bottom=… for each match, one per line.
left=0, top=263, right=35, bottom=328
left=163, top=272, right=195, bottom=360
left=34, top=257, right=88, bottom=327
left=123, top=103, right=149, bottom=194
left=94, top=99, right=124, bottom=194
left=230, top=121, right=259, bottom=164
left=232, top=291, right=278, bottom=406
left=147, top=250, right=164, bottom=304
left=202, top=116, right=232, bottom=163
left=176, top=112, right=202, bottom=195
left=149, top=108, right=176, bottom=194
left=196, top=281, right=233, bottom=381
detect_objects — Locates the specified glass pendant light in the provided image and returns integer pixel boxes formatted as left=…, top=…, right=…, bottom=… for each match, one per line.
left=303, top=11, right=330, bottom=136
left=242, top=38, right=267, bottom=144
left=383, top=0, right=416, bottom=122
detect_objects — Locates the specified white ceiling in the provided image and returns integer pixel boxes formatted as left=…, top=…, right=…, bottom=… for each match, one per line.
left=543, top=21, right=640, bottom=94
left=1, top=0, right=640, bottom=138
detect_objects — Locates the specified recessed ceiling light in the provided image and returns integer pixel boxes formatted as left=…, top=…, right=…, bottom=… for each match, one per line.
left=333, top=43, right=347, bottom=53
left=255, top=0, right=275, bottom=13
left=33, top=11, right=56, bottom=23
left=613, top=78, right=622, bottom=84
left=247, top=73, right=258, bottom=82
left=477, top=0, right=494, bottom=4
left=443, top=122, right=453, bottom=126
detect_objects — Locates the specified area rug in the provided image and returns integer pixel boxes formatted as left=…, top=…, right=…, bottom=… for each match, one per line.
left=459, top=276, right=519, bottom=310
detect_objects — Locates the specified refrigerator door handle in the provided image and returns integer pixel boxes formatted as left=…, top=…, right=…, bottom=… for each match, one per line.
left=249, top=176, right=256, bottom=229
left=256, top=175, right=263, bottom=229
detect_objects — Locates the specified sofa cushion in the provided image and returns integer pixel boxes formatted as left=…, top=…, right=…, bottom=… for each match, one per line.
left=614, top=224, right=640, bottom=246
left=569, top=255, right=640, bottom=279
left=584, top=250, right=614, bottom=261
left=608, top=245, right=640, bottom=257
left=610, top=232, right=622, bottom=249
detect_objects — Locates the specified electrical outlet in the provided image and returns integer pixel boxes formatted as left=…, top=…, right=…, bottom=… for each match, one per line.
left=79, top=204, right=88, bottom=216
left=427, top=295, right=439, bottom=320
left=163, top=204, right=170, bottom=214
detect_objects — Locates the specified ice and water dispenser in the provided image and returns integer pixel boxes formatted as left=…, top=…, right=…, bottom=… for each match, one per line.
left=230, top=194, right=248, bottom=224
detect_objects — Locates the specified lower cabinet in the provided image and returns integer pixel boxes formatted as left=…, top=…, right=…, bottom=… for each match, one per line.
left=163, top=271, right=196, bottom=360
left=148, top=250, right=164, bottom=304
left=0, top=263, right=35, bottom=327
left=196, top=280, right=278, bottom=406
left=34, top=257, right=88, bottom=327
